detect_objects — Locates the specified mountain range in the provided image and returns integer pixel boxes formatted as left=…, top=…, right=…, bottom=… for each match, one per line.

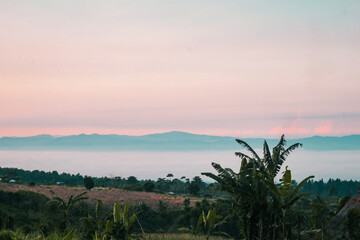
left=0, top=131, right=359, bottom=151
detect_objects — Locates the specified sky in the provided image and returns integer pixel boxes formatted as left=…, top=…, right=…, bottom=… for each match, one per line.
left=1, top=0, right=360, bottom=138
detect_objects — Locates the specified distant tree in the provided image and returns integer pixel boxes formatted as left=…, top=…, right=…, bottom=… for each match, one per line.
left=83, top=177, right=94, bottom=191
left=329, top=186, right=338, bottom=197
left=156, top=178, right=165, bottom=192
left=192, top=176, right=203, bottom=183
left=172, top=178, right=182, bottom=193
left=328, top=186, right=339, bottom=197
left=143, top=181, right=155, bottom=192
left=192, top=176, right=205, bottom=189
left=127, top=176, right=139, bottom=185
left=166, top=173, right=174, bottom=191
left=188, top=182, right=200, bottom=195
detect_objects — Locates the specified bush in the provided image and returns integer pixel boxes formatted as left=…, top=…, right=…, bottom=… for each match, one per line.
left=0, top=230, right=15, bottom=240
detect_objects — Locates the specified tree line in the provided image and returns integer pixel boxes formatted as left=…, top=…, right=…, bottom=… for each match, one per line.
left=1, top=167, right=359, bottom=198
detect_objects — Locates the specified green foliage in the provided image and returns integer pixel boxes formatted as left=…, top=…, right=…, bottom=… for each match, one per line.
left=143, top=181, right=155, bottom=192
left=328, top=186, right=339, bottom=197
left=183, top=198, right=190, bottom=208
left=345, top=209, right=360, bottom=239
left=0, top=230, right=15, bottom=240
left=202, top=209, right=230, bottom=239
left=2, top=166, right=356, bottom=197
left=48, top=192, right=88, bottom=230
left=0, top=167, right=84, bottom=186
left=202, top=135, right=313, bottom=239
left=336, top=195, right=351, bottom=214
left=188, top=182, right=200, bottom=195
left=302, top=178, right=360, bottom=197
left=104, top=202, right=137, bottom=240
left=178, top=209, right=229, bottom=239
left=0, top=190, right=49, bottom=231
left=0, top=139, right=358, bottom=240
left=126, top=176, right=139, bottom=186
left=177, top=211, right=203, bottom=236
left=84, top=177, right=95, bottom=191
left=80, top=200, right=111, bottom=239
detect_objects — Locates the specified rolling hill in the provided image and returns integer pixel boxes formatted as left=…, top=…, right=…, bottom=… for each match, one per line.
left=0, top=131, right=359, bottom=151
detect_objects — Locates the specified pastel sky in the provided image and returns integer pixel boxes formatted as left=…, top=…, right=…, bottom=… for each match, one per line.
left=1, top=1, right=359, bottom=138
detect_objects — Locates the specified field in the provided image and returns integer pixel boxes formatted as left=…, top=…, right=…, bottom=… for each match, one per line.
left=147, top=233, right=230, bottom=239
left=0, top=183, right=197, bottom=209
left=0, top=231, right=232, bottom=240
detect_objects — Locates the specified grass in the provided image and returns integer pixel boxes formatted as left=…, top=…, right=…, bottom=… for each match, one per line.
left=146, top=233, right=232, bottom=239
left=0, top=231, right=233, bottom=240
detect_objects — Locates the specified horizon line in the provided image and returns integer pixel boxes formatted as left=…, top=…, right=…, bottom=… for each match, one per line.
left=1, top=131, right=358, bottom=139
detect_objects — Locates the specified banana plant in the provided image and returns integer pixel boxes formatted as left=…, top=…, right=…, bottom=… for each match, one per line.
left=263, top=167, right=314, bottom=239
left=202, top=209, right=230, bottom=240
left=202, top=135, right=313, bottom=240
left=104, top=202, right=137, bottom=240
left=48, top=192, right=88, bottom=230
left=81, top=200, right=111, bottom=239
left=177, top=211, right=203, bottom=236
left=178, top=209, right=229, bottom=239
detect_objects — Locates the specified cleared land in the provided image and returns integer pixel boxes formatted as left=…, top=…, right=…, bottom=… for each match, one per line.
left=0, top=183, right=196, bottom=209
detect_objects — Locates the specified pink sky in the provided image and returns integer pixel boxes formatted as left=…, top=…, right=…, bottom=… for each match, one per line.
left=1, top=1, right=360, bottom=138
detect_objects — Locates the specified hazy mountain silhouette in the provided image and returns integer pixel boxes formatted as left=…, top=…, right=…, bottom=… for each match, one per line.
left=0, top=131, right=359, bottom=151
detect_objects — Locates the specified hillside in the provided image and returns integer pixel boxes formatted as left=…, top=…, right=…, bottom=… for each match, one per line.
left=0, top=183, right=194, bottom=210
left=0, top=131, right=359, bottom=151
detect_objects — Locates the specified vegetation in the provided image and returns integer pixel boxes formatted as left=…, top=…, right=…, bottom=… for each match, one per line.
left=48, top=192, right=89, bottom=230
left=1, top=167, right=358, bottom=197
left=0, top=135, right=359, bottom=239
left=83, top=177, right=95, bottom=191
left=202, top=135, right=314, bottom=239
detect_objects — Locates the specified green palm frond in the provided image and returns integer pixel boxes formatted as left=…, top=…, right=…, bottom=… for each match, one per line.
left=276, top=134, right=286, bottom=149
left=224, top=168, right=238, bottom=179
left=289, top=175, right=314, bottom=199
left=234, top=151, right=254, bottom=162
left=281, top=143, right=303, bottom=159
left=211, top=162, right=236, bottom=183
left=263, top=140, right=272, bottom=167
left=72, top=192, right=88, bottom=203
left=235, top=139, right=261, bottom=161
left=201, top=172, right=224, bottom=184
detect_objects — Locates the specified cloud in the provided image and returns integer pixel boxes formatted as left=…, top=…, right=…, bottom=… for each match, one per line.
left=269, top=118, right=308, bottom=135
left=314, top=121, right=334, bottom=134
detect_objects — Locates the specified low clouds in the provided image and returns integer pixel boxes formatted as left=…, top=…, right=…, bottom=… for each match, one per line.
left=269, top=118, right=335, bottom=137
left=269, top=118, right=308, bottom=136
left=314, top=121, right=334, bottom=134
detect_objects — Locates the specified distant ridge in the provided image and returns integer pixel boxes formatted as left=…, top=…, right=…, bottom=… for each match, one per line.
left=0, top=131, right=359, bottom=151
